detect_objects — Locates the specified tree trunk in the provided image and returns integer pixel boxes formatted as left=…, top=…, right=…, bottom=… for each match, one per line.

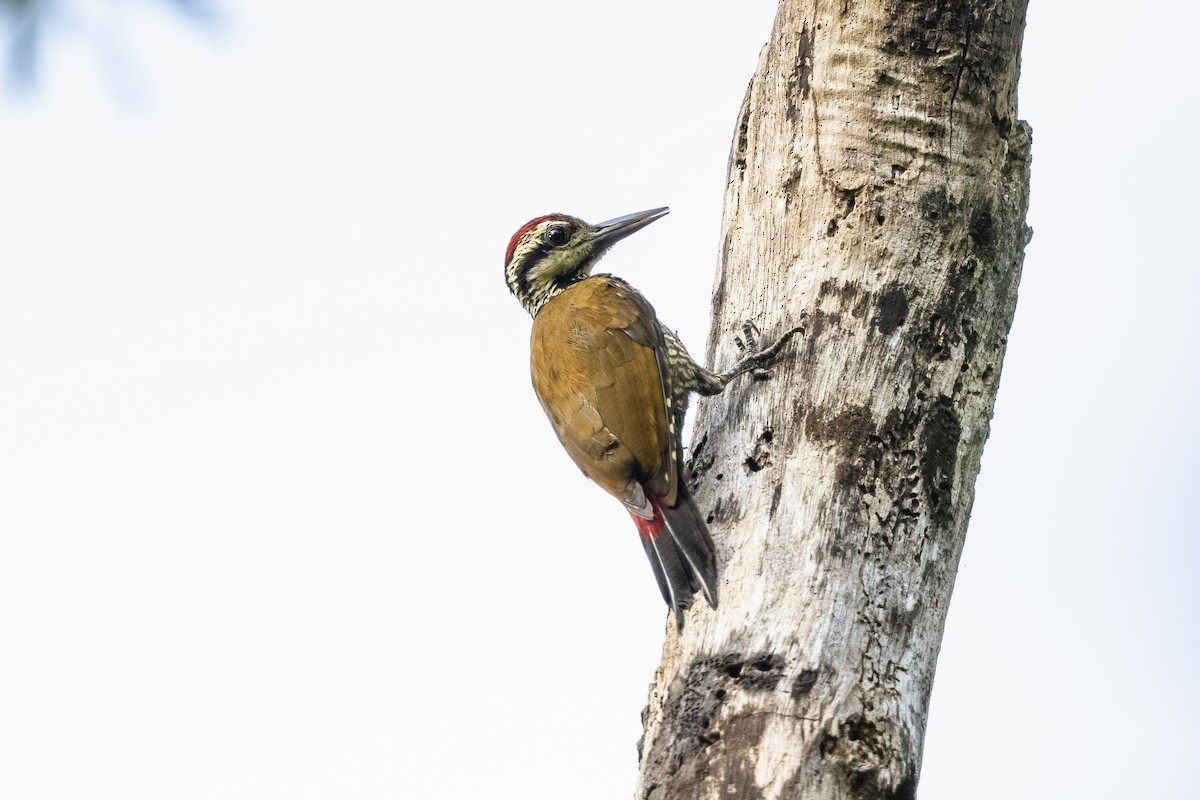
left=636, top=2, right=1031, bottom=798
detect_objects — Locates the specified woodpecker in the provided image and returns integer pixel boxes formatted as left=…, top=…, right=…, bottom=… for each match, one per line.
left=504, top=207, right=799, bottom=629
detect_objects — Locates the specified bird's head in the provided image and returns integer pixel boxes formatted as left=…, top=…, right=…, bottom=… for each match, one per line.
left=504, top=207, right=668, bottom=316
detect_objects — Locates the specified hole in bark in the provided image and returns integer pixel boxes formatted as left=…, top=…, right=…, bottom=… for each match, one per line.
left=826, top=218, right=839, bottom=237
left=722, top=662, right=743, bottom=679
left=745, top=455, right=763, bottom=472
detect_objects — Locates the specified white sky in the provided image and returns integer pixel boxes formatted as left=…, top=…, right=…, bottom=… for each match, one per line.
left=1, top=1, right=1196, bottom=798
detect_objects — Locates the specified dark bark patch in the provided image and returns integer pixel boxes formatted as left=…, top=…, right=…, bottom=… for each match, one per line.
left=640, top=652, right=792, bottom=797
left=992, top=108, right=1013, bottom=138
left=712, top=653, right=787, bottom=691
left=787, top=24, right=814, bottom=123
left=963, top=323, right=980, bottom=363
left=942, top=258, right=977, bottom=308
left=640, top=657, right=734, bottom=796
left=709, top=494, right=742, bottom=526
left=710, top=653, right=787, bottom=690
left=685, top=432, right=710, bottom=486
left=920, top=398, right=961, bottom=526
left=826, top=188, right=859, bottom=238
left=885, top=0, right=1008, bottom=113
left=807, top=405, right=875, bottom=446
left=717, top=714, right=771, bottom=800
left=817, top=713, right=904, bottom=799
left=968, top=198, right=995, bottom=250
left=769, top=484, right=783, bottom=517
left=839, top=187, right=858, bottom=216
left=790, top=668, right=820, bottom=698
left=805, top=405, right=879, bottom=492
left=796, top=24, right=813, bottom=100
left=816, top=279, right=867, bottom=325
left=744, top=427, right=775, bottom=475
left=783, top=168, right=805, bottom=204
left=882, top=1, right=994, bottom=99
left=944, top=261, right=979, bottom=352
left=883, top=2, right=973, bottom=59
left=851, top=292, right=871, bottom=320
left=745, top=653, right=787, bottom=690
left=804, top=309, right=840, bottom=345
left=784, top=754, right=914, bottom=800
left=920, top=259, right=979, bottom=362
left=918, top=188, right=954, bottom=229
left=875, top=285, right=910, bottom=335
left=880, top=407, right=911, bottom=444
left=818, top=277, right=863, bottom=308
left=889, top=775, right=918, bottom=800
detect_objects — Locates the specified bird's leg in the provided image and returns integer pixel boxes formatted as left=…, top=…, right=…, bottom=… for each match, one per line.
left=695, top=321, right=805, bottom=396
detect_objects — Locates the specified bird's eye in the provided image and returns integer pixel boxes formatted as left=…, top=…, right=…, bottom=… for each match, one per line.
left=543, top=226, right=569, bottom=246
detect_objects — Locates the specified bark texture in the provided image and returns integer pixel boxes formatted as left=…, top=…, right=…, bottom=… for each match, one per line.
left=636, top=1, right=1031, bottom=798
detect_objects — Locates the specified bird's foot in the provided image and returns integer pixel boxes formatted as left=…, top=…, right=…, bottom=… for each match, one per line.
left=724, top=320, right=805, bottom=382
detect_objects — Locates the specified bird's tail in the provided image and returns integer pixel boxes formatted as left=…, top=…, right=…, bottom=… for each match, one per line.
left=631, top=489, right=718, bottom=629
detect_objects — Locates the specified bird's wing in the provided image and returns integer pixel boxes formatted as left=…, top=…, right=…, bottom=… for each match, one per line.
left=529, top=276, right=678, bottom=513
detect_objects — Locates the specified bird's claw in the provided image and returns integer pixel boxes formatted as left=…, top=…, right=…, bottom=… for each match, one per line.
left=736, top=323, right=773, bottom=379
left=724, top=319, right=805, bottom=382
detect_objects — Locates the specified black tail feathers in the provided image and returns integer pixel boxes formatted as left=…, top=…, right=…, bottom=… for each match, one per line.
left=638, top=489, right=718, bottom=630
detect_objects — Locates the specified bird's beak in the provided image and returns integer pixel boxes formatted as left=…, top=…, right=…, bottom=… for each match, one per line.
left=589, top=207, right=669, bottom=251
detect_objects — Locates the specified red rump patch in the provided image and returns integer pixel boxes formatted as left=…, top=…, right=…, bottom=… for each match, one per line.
left=630, top=497, right=666, bottom=541
left=505, top=214, right=567, bottom=264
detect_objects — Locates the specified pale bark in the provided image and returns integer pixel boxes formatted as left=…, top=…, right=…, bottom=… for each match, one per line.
left=636, top=1, right=1031, bottom=798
